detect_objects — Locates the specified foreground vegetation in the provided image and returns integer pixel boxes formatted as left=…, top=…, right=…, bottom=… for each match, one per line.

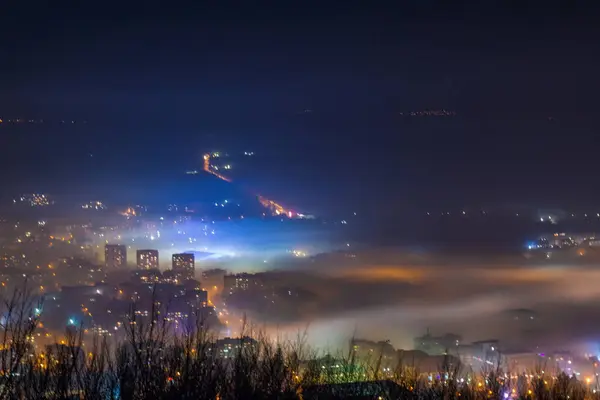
left=0, top=286, right=597, bottom=399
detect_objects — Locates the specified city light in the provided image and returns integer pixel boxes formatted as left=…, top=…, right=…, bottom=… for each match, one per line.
left=2, top=7, right=598, bottom=398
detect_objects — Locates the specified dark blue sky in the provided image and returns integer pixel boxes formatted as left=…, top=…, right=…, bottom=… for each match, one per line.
left=1, top=2, right=600, bottom=215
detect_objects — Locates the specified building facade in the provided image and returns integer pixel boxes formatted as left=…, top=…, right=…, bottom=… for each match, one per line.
left=172, top=253, right=195, bottom=279
left=136, top=249, right=159, bottom=270
left=105, top=244, right=127, bottom=269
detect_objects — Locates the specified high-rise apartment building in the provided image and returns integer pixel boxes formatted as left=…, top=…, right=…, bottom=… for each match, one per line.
left=136, top=249, right=159, bottom=270
left=172, top=253, right=195, bottom=279
left=105, top=244, right=127, bottom=269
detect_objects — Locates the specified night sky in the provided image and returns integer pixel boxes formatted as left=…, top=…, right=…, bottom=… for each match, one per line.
left=2, top=2, right=600, bottom=215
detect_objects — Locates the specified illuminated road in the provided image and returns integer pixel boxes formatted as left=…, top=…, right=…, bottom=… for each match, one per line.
left=203, top=153, right=297, bottom=217
left=203, top=154, right=232, bottom=183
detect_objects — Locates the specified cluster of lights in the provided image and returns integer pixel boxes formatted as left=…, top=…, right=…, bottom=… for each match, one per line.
left=165, top=311, right=189, bottom=322
left=120, top=207, right=137, bottom=217
left=90, top=326, right=111, bottom=336
left=140, top=274, right=161, bottom=283
left=0, top=118, right=43, bottom=124
left=0, top=118, right=85, bottom=124
left=81, top=201, right=106, bottom=210
left=134, top=310, right=150, bottom=317
left=526, top=232, right=593, bottom=251
left=399, top=109, right=456, bottom=117
left=292, top=250, right=307, bottom=257
left=16, top=193, right=50, bottom=207
left=539, top=215, right=556, bottom=223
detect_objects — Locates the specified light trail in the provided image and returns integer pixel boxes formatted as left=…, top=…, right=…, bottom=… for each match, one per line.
left=203, top=154, right=232, bottom=182
left=203, top=153, right=296, bottom=217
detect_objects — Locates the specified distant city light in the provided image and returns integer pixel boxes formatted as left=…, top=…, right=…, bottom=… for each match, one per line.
left=17, top=193, right=51, bottom=207
left=81, top=200, right=106, bottom=210
left=292, top=250, right=307, bottom=257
